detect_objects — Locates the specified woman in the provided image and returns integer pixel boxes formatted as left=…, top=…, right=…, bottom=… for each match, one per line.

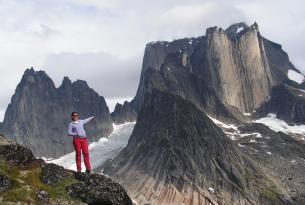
left=68, top=111, right=94, bottom=173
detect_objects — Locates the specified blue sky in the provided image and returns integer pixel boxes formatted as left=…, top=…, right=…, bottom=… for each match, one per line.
left=0, top=0, right=305, bottom=120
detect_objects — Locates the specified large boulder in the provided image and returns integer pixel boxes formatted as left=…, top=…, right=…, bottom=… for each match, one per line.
left=67, top=172, right=132, bottom=205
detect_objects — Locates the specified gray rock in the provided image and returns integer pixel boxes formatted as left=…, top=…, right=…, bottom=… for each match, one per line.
left=235, top=123, right=305, bottom=204
left=66, top=172, right=132, bottom=205
left=111, top=101, right=137, bottom=124
left=255, top=84, right=305, bottom=124
left=41, top=163, right=67, bottom=185
left=36, top=189, right=50, bottom=203
left=0, top=144, right=36, bottom=166
left=0, top=173, right=11, bottom=193
left=1, top=68, right=113, bottom=158
left=102, top=89, right=292, bottom=205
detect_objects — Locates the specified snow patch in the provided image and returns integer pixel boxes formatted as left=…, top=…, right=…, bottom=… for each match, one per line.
left=49, top=122, right=136, bottom=171
left=236, top=26, right=244, bottom=33
left=266, top=151, right=272, bottom=155
left=208, top=187, right=215, bottom=193
left=207, top=115, right=238, bottom=130
left=255, top=113, right=305, bottom=134
left=287, top=69, right=305, bottom=84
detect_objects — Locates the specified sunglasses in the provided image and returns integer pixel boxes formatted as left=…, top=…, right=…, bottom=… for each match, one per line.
left=72, top=115, right=78, bottom=117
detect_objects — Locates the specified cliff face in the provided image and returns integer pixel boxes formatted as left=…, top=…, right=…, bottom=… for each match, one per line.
left=255, top=84, right=305, bottom=124
left=2, top=68, right=113, bottom=158
left=200, top=23, right=272, bottom=112
left=111, top=101, right=137, bottom=124
left=128, top=22, right=303, bottom=124
left=102, top=90, right=292, bottom=205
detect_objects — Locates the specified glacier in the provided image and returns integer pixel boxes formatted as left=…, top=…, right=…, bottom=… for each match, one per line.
left=48, top=122, right=135, bottom=172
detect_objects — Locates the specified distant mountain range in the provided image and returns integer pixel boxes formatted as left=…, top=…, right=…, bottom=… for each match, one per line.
left=0, top=68, right=113, bottom=157
left=1, top=22, right=305, bottom=204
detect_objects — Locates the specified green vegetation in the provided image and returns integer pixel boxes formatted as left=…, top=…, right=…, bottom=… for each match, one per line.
left=263, top=185, right=283, bottom=204
left=0, top=160, right=82, bottom=204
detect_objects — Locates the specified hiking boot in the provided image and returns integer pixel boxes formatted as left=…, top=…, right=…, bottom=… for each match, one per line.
left=86, top=169, right=91, bottom=174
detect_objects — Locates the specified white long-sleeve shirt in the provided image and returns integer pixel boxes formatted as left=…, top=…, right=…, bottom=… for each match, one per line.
left=68, top=116, right=94, bottom=138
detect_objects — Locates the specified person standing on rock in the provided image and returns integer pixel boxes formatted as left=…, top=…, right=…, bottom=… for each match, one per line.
left=68, top=112, right=94, bottom=173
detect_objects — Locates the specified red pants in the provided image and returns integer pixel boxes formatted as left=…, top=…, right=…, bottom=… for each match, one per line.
left=73, top=137, right=91, bottom=171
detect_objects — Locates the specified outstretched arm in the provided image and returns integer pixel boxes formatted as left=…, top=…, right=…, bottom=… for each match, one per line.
left=68, top=123, right=78, bottom=136
left=82, top=116, right=94, bottom=124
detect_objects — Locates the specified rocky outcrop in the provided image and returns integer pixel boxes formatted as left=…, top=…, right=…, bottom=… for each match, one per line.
left=1, top=68, right=113, bottom=158
left=111, top=101, right=137, bottom=124
left=262, top=37, right=300, bottom=85
left=235, top=123, right=305, bottom=204
left=0, top=173, right=11, bottom=193
left=0, top=143, right=36, bottom=166
left=0, top=135, right=132, bottom=205
left=67, top=172, right=132, bottom=205
left=102, top=90, right=292, bottom=205
left=41, top=163, right=67, bottom=185
left=255, top=84, right=305, bottom=124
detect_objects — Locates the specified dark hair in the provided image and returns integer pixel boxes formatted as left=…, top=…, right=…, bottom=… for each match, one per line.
left=71, top=111, right=78, bottom=116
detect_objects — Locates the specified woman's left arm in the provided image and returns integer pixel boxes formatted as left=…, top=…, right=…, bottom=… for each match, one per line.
left=82, top=116, right=94, bottom=124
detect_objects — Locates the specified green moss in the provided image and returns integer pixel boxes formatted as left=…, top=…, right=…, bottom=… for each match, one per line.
left=263, top=185, right=282, bottom=204
left=2, top=187, right=31, bottom=202
left=0, top=160, right=81, bottom=204
left=0, top=160, right=20, bottom=179
left=22, top=167, right=79, bottom=200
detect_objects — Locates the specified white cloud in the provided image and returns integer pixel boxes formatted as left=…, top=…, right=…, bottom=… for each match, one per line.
left=0, top=0, right=305, bottom=122
left=43, top=52, right=141, bottom=98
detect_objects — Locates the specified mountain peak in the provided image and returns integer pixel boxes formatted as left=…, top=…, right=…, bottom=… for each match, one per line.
left=61, top=76, right=72, bottom=86
left=72, top=79, right=89, bottom=87
left=225, top=22, right=249, bottom=34
left=21, top=67, right=51, bottom=84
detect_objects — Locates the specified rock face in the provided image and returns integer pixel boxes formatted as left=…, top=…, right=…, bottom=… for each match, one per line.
left=235, top=123, right=305, bottom=204
left=0, top=135, right=132, bottom=205
left=255, top=84, right=305, bottom=124
left=102, top=90, right=292, bottom=205
left=111, top=101, right=137, bottom=124
left=1, top=68, right=113, bottom=158
left=262, top=37, right=300, bottom=85
left=0, top=134, right=11, bottom=146
left=130, top=22, right=303, bottom=123
left=199, top=23, right=272, bottom=113
left=0, top=173, right=11, bottom=193
left=67, top=172, right=132, bottom=205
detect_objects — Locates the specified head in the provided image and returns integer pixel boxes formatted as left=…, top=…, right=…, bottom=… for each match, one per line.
left=71, top=112, right=79, bottom=121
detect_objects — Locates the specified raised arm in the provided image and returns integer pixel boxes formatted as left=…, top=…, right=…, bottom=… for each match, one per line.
left=82, top=116, right=94, bottom=124
left=68, top=123, right=78, bottom=136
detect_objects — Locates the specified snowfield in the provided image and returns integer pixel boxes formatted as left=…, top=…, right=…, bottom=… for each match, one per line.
left=255, top=113, right=305, bottom=134
left=49, top=122, right=135, bottom=171
left=287, top=69, right=305, bottom=84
